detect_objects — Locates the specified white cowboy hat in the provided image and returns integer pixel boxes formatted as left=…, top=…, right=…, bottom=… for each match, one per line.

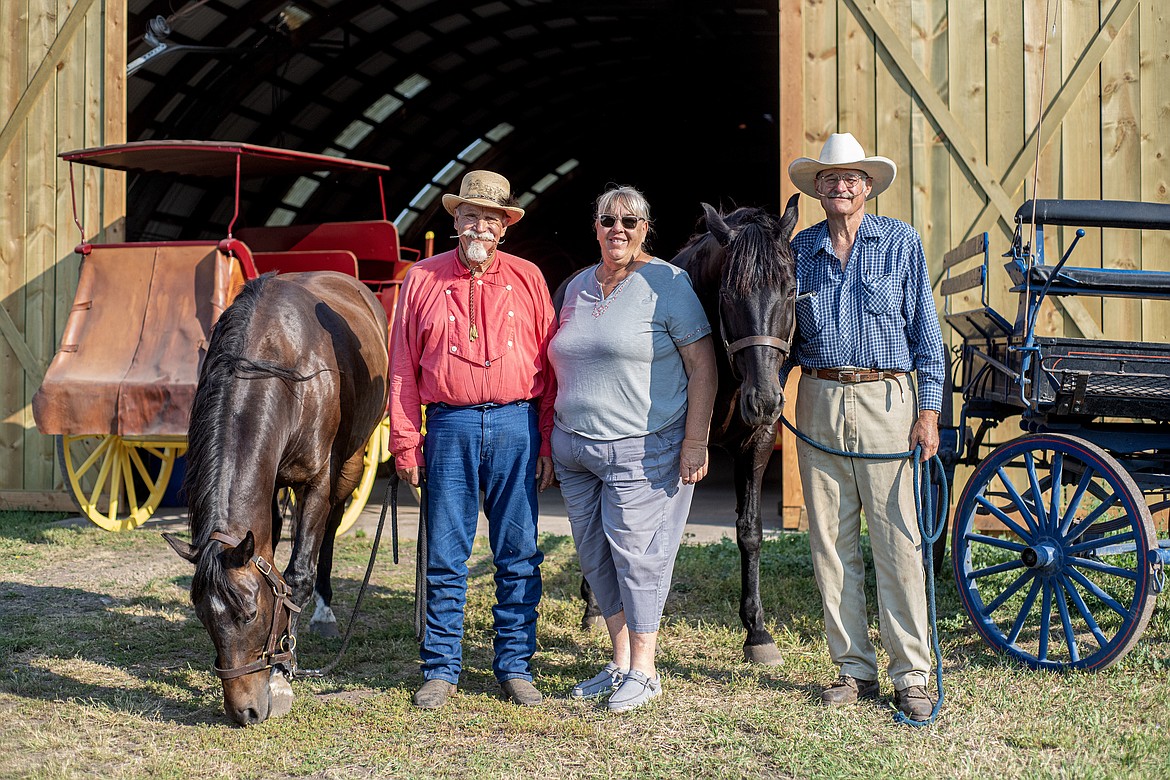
left=441, top=170, right=525, bottom=224
left=787, top=133, right=897, bottom=201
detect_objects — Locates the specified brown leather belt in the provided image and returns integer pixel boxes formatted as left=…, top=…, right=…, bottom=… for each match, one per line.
left=802, top=366, right=906, bottom=384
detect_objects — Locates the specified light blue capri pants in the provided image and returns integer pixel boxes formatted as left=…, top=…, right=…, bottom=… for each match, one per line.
left=551, top=417, right=694, bottom=633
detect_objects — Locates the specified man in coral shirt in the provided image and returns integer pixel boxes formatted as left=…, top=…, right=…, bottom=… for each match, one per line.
left=389, top=170, right=557, bottom=710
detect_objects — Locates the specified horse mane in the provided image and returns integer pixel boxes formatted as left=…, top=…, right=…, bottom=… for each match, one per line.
left=183, top=273, right=316, bottom=608
left=717, top=207, right=795, bottom=296
left=678, top=206, right=795, bottom=297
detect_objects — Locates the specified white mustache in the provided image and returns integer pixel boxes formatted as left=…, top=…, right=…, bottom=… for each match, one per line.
left=460, top=228, right=497, bottom=242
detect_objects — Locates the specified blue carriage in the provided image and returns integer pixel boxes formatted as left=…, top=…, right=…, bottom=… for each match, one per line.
left=940, top=199, right=1170, bottom=671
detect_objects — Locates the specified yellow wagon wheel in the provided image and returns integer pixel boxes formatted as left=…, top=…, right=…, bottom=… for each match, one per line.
left=334, top=417, right=390, bottom=536
left=56, top=434, right=186, bottom=532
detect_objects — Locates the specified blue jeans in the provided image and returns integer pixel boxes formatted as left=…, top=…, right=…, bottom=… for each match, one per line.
left=421, top=401, right=544, bottom=684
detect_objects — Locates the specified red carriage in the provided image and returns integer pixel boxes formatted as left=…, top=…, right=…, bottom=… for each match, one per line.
left=32, top=140, right=417, bottom=532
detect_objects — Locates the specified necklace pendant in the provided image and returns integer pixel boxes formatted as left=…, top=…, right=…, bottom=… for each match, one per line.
left=469, top=323, right=478, bottom=341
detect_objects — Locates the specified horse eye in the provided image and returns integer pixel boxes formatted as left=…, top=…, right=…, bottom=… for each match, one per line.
left=241, top=609, right=258, bottom=626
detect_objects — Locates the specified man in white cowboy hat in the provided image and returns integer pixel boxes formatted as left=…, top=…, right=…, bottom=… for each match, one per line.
left=389, top=170, right=557, bottom=709
left=785, top=133, right=945, bottom=721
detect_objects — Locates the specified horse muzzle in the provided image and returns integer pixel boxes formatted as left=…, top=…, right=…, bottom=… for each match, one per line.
left=223, top=667, right=294, bottom=726
left=738, top=384, right=785, bottom=428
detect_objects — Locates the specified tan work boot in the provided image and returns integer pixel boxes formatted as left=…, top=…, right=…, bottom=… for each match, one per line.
left=821, top=674, right=879, bottom=706
left=500, top=678, right=542, bottom=706
left=894, top=685, right=935, bottom=721
left=412, top=679, right=455, bottom=709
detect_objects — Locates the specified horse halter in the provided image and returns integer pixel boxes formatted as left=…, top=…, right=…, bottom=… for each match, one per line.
left=717, top=296, right=794, bottom=380
left=206, top=531, right=302, bottom=680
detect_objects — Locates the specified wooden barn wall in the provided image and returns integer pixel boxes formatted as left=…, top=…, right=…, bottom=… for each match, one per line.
left=777, top=0, right=1169, bottom=530
left=0, top=0, right=125, bottom=505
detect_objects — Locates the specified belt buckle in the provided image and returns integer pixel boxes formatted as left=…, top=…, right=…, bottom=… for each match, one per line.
left=837, top=370, right=858, bottom=383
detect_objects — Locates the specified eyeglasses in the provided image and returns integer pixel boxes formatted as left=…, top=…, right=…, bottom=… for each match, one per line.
left=457, top=210, right=505, bottom=228
left=815, top=173, right=870, bottom=190
left=598, top=213, right=646, bottom=229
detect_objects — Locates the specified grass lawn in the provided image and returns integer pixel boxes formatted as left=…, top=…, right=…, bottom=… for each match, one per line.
left=1, top=509, right=1169, bottom=779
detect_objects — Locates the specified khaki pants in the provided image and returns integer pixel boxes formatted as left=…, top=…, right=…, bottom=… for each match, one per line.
left=795, top=372, right=930, bottom=689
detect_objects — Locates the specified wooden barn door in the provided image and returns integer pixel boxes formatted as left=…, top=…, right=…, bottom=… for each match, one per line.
left=0, top=0, right=125, bottom=507
left=777, top=0, right=1170, bottom=530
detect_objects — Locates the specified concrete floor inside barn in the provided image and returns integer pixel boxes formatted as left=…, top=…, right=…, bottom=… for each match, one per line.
left=110, top=448, right=788, bottom=545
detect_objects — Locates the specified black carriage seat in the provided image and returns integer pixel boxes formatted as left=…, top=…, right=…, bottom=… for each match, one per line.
left=940, top=232, right=1014, bottom=341
left=1010, top=200, right=1170, bottom=299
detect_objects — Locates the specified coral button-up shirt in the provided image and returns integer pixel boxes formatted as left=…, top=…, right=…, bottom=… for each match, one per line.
left=388, top=248, right=558, bottom=469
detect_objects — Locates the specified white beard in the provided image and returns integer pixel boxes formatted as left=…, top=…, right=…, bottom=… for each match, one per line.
left=466, top=240, right=490, bottom=263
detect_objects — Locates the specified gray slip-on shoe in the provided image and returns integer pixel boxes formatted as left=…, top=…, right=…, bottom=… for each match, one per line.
left=571, top=662, right=626, bottom=700
left=606, top=669, right=661, bottom=713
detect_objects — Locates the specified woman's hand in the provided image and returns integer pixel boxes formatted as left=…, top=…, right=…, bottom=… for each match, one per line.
left=680, top=439, right=709, bottom=484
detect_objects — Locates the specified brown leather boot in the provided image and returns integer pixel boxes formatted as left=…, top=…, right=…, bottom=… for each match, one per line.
left=894, top=685, right=935, bottom=721
left=821, top=674, right=879, bottom=706
left=500, top=678, right=542, bottom=706
left=412, top=679, right=455, bottom=709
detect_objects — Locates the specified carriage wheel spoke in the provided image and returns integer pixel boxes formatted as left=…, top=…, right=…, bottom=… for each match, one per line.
left=121, top=446, right=140, bottom=514
left=107, top=450, right=124, bottom=522
left=1061, top=574, right=1108, bottom=648
left=1058, top=469, right=1095, bottom=537
left=976, top=495, right=1034, bottom=542
left=1037, top=582, right=1054, bottom=661
left=970, top=558, right=1025, bottom=579
left=1024, top=452, right=1050, bottom=533
left=1065, top=493, right=1119, bottom=545
left=998, top=465, right=1040, bottom=536
left=86, top=443, right=116, bottom=509
left=983, top=570, right=1035, bottom=616
left=1046, top=452, right=1064, bottom=533
left=1066, top=531, right=1136, bottom=558
left=965, top=532, right=1027, bottom=553
left=76, top=435, right=114, bottom=477
left=1007, top=577, right=1043, bottom=645
left=1052, top=579, right=1080, bottom=663
left=126, top=446, right=158, bottom=495
left=1069, top=555, right=1138, bottom=581
left=1067, top=567, right=1131, bottom=618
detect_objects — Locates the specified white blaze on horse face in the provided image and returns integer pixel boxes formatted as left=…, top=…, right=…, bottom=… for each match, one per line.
left=208, top=593, right=230, bottom=620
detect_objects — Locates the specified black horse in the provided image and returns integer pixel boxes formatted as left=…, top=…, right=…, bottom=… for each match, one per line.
left=560, top=197, right=800, bottom=664
left=163, top=271, right=388, bottom=725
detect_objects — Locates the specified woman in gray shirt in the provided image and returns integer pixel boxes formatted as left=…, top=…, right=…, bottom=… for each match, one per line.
left=548, top=185, right=717, bottom=713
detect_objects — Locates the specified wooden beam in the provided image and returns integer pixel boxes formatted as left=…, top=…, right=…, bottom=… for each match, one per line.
left=0, top=490, right=78, bottom=512
left=0, top=0, right=99, bottom=160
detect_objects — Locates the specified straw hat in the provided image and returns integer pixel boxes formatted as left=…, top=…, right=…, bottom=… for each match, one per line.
left=441, top=170, right=525, bottom=224
left=787, top=133, right=897, bottom=201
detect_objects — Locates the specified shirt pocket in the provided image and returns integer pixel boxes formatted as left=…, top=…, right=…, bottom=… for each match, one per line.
left=795, top=293, right=822, bottom=336
left=863, top=273, right=895, bottom=315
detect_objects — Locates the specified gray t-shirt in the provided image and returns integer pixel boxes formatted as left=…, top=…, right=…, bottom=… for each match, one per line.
left=548, top=257, right=712, bottom=440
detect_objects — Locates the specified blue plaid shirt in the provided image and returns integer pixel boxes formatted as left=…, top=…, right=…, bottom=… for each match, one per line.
left=783, top=213, right=945, bottom=412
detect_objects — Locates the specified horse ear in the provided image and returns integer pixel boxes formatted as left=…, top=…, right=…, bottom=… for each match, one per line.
left=779, top=193, right=800, bottom=242
left=224, top=531, right=256, bottom=568
left=162, top=532, right=199, bottom=564
left=701, top=203, right=732, bottom=247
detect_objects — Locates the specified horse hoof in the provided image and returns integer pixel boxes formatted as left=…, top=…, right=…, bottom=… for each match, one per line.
left=310, top=620, right=341, bottom=639
left=268, top=671, right=294, bottom=719
left=743, top=643, right=783, bottom=666
left=580, top=614, right=605, bottom=631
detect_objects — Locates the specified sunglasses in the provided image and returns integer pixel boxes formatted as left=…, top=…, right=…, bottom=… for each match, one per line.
left=598, top=213, right=646, bottom=229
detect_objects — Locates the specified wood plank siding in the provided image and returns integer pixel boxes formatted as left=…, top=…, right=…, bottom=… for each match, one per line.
left=778, top=0, right=1168, bottom=529
left=0, top=0, right=124, bottom=503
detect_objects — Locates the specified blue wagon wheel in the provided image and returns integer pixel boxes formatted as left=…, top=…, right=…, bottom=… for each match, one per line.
left=952, top=433, right=1157, bottom=671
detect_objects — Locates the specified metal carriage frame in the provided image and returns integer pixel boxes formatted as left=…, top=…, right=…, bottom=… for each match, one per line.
left=939, top=198, right=1170, bottom=671
left=33, top=140, right=418, bottom=534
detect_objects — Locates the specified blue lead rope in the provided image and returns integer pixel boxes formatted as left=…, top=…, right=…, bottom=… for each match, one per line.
left=779, top=414, right=947, bottom=726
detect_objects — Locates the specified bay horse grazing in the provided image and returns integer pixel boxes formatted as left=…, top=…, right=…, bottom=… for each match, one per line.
left=564, top=196, right=799, bottom=664
left=163, top=271, right=388, bottom=726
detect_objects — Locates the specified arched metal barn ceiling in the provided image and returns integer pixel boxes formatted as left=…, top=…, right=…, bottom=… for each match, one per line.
left=124, top=0, right=780, bottom=289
